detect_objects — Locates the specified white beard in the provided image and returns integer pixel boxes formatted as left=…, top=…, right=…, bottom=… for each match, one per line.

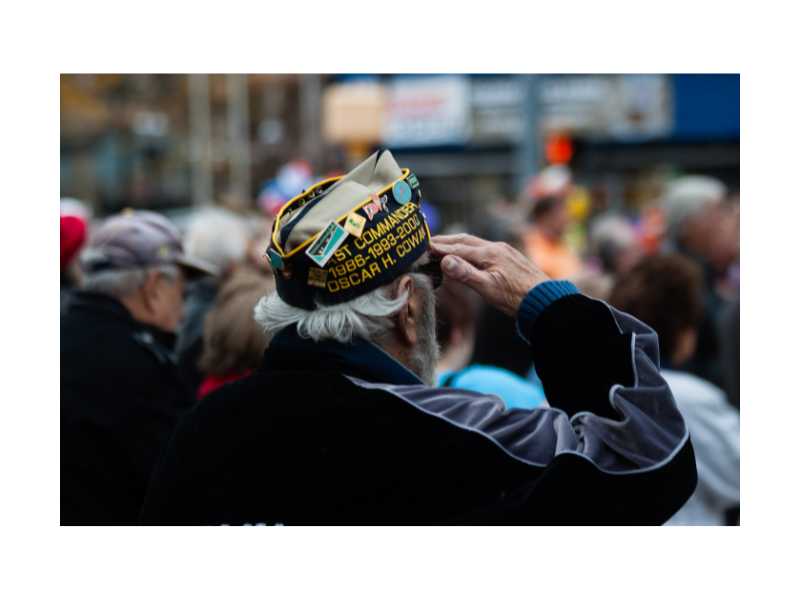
left=409, top=278, right=441, bottom=387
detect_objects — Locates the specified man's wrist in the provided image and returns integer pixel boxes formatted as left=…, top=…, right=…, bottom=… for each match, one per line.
left=516, top=280, right=580, bottom=343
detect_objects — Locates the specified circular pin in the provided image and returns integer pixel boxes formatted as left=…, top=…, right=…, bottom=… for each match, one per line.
left=392, top=180, right=412, bottom=205
left=280, top=264, right=293, bottom=279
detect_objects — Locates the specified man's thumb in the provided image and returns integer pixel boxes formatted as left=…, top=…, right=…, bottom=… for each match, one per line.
left=442, top=255, right=473, bottom=282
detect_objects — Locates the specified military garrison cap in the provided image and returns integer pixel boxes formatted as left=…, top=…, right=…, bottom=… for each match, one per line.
left=266, top=149, right=430, bottom=310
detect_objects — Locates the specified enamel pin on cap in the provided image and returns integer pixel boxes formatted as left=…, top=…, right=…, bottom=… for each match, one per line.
left=363, top=202, right=380, bottom=220
left=407, top=173, right=419, bottom=189
left=365, top=192, right=383, bottom=219
left=268, top=248, right=284, bottom=270
left=305, top=220, right=349, bottom=267
left=308, top=267, right=328, bottom=288
left=344, top=211, right=367, bottom=238
left=392, top=180, right=411, bottom=205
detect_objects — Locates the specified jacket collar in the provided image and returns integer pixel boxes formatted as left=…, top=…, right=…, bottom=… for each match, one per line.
left=69, top=292, right=178, bottom=351
left=266, top=326, right=424, bottom=386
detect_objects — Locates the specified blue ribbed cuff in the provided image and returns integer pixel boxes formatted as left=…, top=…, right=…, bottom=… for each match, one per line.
left=516, top=280, right=580, bottom=343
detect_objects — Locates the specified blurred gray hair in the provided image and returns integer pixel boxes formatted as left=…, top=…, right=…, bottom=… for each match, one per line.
left=590, top=215, right=637, bottom=273
left=183, top=208, right=251, bottom=274
left=81, top=264, right=180, bottom=298
left=660, top=176, right=726, bottom=238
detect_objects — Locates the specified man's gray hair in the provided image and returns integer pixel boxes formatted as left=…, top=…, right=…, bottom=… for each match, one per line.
left=590, top=215, right=637, bottom=273
left=81, top=264, right=180, bottom=298
left=255, top=273, right=428, bottom=345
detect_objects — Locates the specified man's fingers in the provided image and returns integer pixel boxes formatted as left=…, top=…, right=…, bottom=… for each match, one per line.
left=431, top=234, right=491, bottom=249
left=432, top=241, right=494, bottom=270
left=441, top=255, right=491, bottom=289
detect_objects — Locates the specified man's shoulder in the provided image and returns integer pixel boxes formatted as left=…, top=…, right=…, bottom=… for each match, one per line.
left=194, top=367, right=503, bottom=438
left=62, top=308, right=188, bottom=408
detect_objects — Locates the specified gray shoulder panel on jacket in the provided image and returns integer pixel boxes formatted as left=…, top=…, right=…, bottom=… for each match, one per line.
left=346, top=301, right=689, bottom=475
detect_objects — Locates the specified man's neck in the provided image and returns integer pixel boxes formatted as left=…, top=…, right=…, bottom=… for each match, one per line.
left=269, top=327, right=424, bottom=386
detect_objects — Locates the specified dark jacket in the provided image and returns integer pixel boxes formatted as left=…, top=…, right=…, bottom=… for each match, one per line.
left=675, top=245, right=727, bottom=388
left=60, top=274, right=76, bottom=317
left=140, top=283, right=697, bottom=525
left=61, top=292, right=195, bottom=525
left=175, top=280, right=219, bottom=394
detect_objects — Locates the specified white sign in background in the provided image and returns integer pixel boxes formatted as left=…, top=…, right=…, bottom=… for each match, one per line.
left=539, top=75, right=673, bottom=141
left=383, top=76, right=472, bottom=147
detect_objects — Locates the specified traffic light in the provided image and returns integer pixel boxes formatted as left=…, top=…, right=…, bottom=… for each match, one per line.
left=545, top=135, right=574, bottom=165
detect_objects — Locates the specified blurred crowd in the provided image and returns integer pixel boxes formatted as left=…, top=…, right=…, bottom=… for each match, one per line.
left=60, top=160, right=739, bottom=526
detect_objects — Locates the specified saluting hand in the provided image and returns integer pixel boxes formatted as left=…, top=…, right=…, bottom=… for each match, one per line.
left=430, top=234, right=550, bottom=318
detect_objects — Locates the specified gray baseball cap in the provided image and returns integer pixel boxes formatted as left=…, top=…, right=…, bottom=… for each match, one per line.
left=80, top=209, right=221, bottom=278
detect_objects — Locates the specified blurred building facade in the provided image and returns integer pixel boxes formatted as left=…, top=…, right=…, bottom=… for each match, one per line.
left=61, top=74, right=740, bottom=228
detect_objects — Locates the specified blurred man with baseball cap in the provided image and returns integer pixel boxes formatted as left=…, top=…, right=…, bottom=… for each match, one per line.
left=140, top=150, right=696, bottom=525
left=61, top=210, right=219, bottom=525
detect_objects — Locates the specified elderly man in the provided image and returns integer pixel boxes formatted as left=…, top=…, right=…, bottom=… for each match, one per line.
left=661, top=176, right=737, bottom=387
left=140, top=150, right=696, bottom=525
left=61, top=210, right=219, bottom=525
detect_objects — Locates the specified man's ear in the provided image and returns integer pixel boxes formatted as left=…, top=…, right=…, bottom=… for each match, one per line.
left=394, top=274, right=417, bottom=347
left=140, top=269, right=162, bottom=315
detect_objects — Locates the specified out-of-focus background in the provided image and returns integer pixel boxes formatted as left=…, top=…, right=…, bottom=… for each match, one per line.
left=61, top=74, right=738, bottom=226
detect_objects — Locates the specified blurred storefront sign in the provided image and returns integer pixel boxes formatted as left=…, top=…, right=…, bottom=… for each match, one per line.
left=325, top=74, right=701, bottom=148
left=384, top=76, right=472, bottom=147
left=539, top=75, right=673, bottom=141
left=322, top=83, right=388, bottom=145
left=471, top=77, right=526, bottom=143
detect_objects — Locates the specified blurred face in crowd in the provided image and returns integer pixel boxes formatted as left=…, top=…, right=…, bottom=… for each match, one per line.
left=139, top=267, right=187, bottom=333
left=614, top=244, right=644, bottom=275
left=681, top=201, right=739, bottom=271
left=710, top=200, right=740, bottom=271
left=536, top=197, right=570, bottom=240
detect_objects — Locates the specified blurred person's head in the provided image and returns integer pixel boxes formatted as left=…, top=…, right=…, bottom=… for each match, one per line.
left=254, top=149, right=442, bottom=386
left=708, top=193, right=740, bottom=272
left=589, top=215, right=643, bottom=275
left=434, top=278, right=480, bottom=371
left=532, top=195, right=570, bottom=240
left=661, top=176, right=726, bottom=259
left=197, top=270, right=276, bottom=376
left=518, top=165, right=572, bottom=217
left=570, top=271, right=614, bottom=302
left=80, top=210, right=219, bottom=333
left=183, top=208, right=252, bottom=280
left=474, top=214, right=526, bottom=255
left=608, top=255, right=703, bottom=366
left=61, top=215, right=87, bottom=285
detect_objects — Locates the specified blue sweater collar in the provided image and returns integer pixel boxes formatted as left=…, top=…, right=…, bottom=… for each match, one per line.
left=269, top=327, right=425, bottom=386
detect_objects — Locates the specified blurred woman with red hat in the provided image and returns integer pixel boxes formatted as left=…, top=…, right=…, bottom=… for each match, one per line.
left=61, top=214, right=87, bottom=316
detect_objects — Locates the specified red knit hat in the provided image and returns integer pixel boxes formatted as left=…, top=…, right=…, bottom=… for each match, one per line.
left=61, top=216, right=86, bottom=269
